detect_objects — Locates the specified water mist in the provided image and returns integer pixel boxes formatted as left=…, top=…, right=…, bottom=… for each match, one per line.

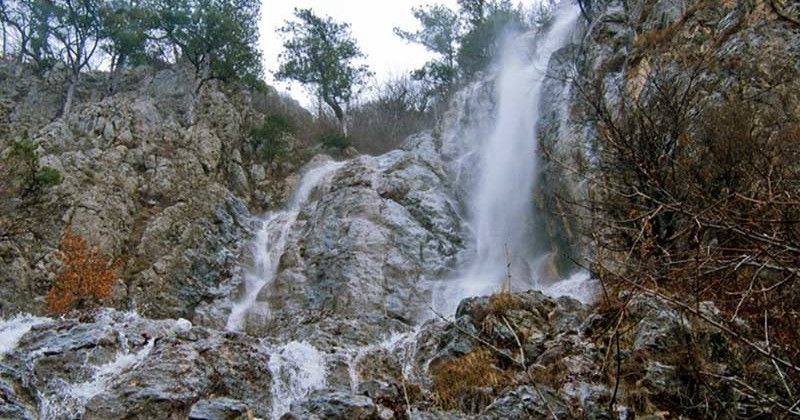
left=435, top=3, right=587, bottom=315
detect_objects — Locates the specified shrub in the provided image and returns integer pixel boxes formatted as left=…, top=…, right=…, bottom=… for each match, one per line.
left=34, top=166, right=63, bottom=188
left=429, top=348, right=513, bottom=410
left=5, top=140, right=62, bottom=194
left=1, top=140, right=62, bottom=239
left=46, top=228, right=119, bottom=314
left=250, top=114, right=294, bottom=163
left=348, top=76, right=432, bottom=154
left=318, top=130, right=351, bottom=151
left=573, top=48, right=800, bottom=414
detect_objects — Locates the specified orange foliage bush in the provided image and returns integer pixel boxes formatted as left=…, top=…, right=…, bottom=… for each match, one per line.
left=46, top=228, right=119, bottom=314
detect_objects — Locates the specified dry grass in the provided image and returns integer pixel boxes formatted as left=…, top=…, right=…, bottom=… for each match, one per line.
left=486, top=291, right=518, bottom=315
left=429, top=348, right=514, bottom=410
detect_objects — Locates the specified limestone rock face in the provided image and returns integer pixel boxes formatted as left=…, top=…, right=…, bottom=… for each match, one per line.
left=240, top=134, right=466, bottom=345
left=0, top=63, right=309, bottom=318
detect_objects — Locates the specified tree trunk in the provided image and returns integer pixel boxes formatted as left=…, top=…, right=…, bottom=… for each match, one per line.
left=109, top=54, right=125, bottom=94
left=324, top=96, right=346, bottom=135
left=62, top=72, right=79, bottom=117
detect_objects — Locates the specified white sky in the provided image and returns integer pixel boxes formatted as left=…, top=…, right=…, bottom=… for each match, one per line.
left=259, top=0, right=459, bottom=108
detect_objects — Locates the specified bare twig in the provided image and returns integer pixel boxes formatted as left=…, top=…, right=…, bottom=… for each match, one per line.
left=606, top=270, right=800, bottom=374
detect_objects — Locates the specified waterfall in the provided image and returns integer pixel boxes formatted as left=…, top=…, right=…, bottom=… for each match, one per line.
left=225, top=160, right=344, bottom=331
left=435, top=3, right=587, bottom=314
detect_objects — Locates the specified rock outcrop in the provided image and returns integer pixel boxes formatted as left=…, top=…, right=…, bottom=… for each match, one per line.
left=0, top=63, right=310, bottom=318
left=0, top=310, right=273, bottom=419
left=243, top=133, right=466, bottom=343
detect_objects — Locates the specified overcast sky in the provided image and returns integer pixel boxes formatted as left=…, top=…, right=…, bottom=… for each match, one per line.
left=259, top=0, right=459, bottom=107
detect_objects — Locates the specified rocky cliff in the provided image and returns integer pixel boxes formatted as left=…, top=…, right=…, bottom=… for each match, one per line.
left=0, top=63, right=312, bottom=319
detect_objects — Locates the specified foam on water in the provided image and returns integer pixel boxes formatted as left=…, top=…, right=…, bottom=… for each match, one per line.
left=0, top=314, right=50, bottom=359
left=69, top=338, right=155, bottom=402
left=268, top=341, right=328, bottom=418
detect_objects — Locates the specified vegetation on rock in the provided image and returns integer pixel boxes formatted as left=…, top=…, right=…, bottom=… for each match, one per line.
left=250, top=114, right=294, bottom=164
left=0, top=0, right=262, bottom=114
left=430, top=348, right=513, bottom=411
left=46, top=228, right=119, bottom=314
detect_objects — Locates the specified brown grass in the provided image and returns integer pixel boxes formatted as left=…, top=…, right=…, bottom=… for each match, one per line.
left=429, top=348, right=514, bottom=410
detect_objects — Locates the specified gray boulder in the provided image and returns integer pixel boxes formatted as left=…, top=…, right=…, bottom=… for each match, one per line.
left=281, top=390, right=380, bottom=420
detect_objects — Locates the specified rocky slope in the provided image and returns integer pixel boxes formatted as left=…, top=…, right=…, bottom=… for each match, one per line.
left=0, top=63, right=309, bottom=319
left=3, top=291, right=783, bottom=419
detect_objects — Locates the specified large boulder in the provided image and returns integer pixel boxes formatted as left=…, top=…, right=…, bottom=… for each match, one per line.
left=281, top=390, right=381, bottom=420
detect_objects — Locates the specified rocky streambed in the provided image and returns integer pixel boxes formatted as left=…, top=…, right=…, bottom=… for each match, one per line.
left=2, top=287, right=777, bottom=419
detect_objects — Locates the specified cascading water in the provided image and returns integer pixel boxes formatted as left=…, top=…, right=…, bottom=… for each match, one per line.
left=226, top=160, right=344, bottom=331
left=435, top=3, right=588, bottom=314
left=0, top=314, right=50, bottom=360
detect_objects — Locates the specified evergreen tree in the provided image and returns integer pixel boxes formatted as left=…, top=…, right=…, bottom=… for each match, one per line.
left=158, top=0, right=262, bottom=92
left=276, top=8, right=372, bottom=135
left=99, top=0, right=158, bottom=92
left=394, top=4, right=461, bottom=101
left=457, top=1, right=526, bottom=76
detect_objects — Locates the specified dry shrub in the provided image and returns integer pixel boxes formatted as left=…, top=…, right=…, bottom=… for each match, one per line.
left=46, top=228, right=119, bottom=314
left=573, top=47, right=800, bottom=414
left=486, top=291, right=517, bottom=315
left=429, top=348, right=513, bottom=410
left=348, top=76, right=432, bottom=155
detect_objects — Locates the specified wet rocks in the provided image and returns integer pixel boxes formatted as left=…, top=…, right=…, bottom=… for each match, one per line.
left=242, top=134, right=467, bottom=343
left=188, top=398, right=252, bottom=420
left=281, top=390, right=380, bottom=420
left=0, top=310, right=271, bottom=419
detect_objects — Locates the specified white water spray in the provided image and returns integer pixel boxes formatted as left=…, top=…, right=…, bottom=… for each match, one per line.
left=0, top=314, right=50, bottom=360
left=226, top=160, right=344, bottom=331
left=268, top=340, right=328, bottom=418
left=436, top=4, right=585, bottom=314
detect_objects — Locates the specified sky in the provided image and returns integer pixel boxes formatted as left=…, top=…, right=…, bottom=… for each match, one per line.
left=259, top=0, right=459, bottom=108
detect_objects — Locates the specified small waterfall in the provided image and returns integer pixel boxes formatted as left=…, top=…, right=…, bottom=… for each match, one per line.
left=226, top=160, right=344, bottom=331
left=0, top=314, right=50, bottom=360
left=36, top=311, right=186, bottom=419
left=435, top=3, right=585, bottom=314
left=67, top=338, right=155, bottom=403
left=268, top=341, right=328, bottom=418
